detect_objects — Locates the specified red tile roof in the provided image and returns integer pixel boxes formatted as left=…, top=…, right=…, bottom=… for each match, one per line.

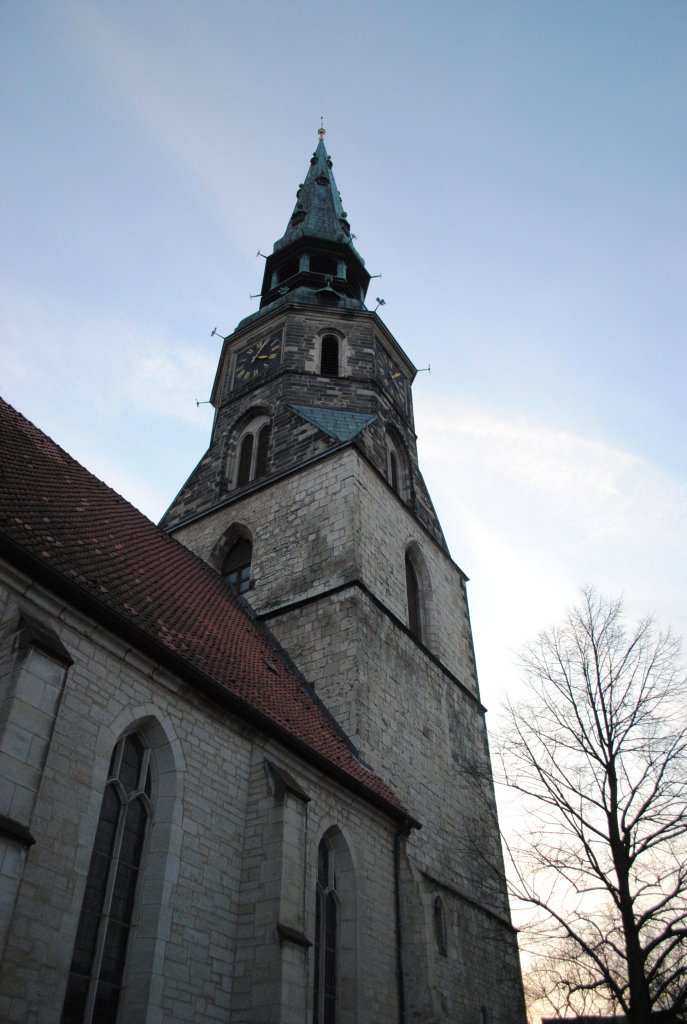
left=0, top=397, right=414, bottom=825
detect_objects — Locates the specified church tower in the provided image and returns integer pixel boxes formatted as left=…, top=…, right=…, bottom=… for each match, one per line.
left=162, top=131, right=525, bottom=1022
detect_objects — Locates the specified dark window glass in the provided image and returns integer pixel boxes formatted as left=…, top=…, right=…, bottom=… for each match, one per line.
left=62, top=733, right=150, bottom=1024
left=433, top=895, right=447, bottom=956
left=314, top=837, right=338, bottom=1024
left=223, top=538, right=253, bottom=594
left=255, top=425, right=270, bottom=478
left=405, top=553, right=421, bottom=639
left=311, top=254, right=338, bottom=277
left=278, top=257, right=299, bottom=283
left=318, top=840, right=329, bottom=887
left=118, top=733, right=143, bottom=794
left=324, top=892, right=337, bottom=1020
left=389, top=450, right=399, bottom=493
left=237, top=434, right=254, bottom=486
left=320, top=336, right=339, bottom=377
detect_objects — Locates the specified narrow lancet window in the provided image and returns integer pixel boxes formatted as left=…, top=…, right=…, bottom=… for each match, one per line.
left=389, top=450, right=399, bottom=493
left=314, top=837, right=339, bottom=1024
left=320, top=335, right=340, bottom=377
left=237, top=434, right=254, bottom=486
left=61, top=733, right=151, bottom=1024
left=433, top=895, right=448, bottom=956
left=255, top=424, right=270, bottom=478
left=405, top=552, right=422, bottom=639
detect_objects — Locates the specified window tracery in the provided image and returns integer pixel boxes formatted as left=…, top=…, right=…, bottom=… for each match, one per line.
left=235, top=416, right=271, bottom=487
left=222, top=536, right=253, bottom=594
left=314, top=837, right=339, bottom=1024
left=385, top=432, right=407, bottom=498
left=61, top=732, right=152, bottom=1024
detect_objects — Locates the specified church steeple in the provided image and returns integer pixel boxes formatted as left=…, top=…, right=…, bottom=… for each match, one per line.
left=259, top=130, right=370, bottom=311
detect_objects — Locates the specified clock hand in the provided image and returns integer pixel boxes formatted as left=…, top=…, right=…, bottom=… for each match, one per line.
left=251, top=339, right=269, bottom=362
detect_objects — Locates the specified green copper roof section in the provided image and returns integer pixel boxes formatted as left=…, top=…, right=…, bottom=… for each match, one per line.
left=290, top=405, right=377, bottom=442
left=273, top=137, right=365, bottom=264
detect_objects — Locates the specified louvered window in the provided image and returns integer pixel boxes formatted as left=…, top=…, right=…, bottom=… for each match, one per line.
left=320, top=336, right=339, bottom=377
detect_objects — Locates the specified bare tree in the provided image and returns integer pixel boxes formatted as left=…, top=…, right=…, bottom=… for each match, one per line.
left=501, top=588, right=687, bottom=1022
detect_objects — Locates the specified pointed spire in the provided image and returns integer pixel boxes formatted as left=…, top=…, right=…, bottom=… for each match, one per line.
left=257, top=129, right=370, bottom=312
left=273, top=130, right=357, bottom=255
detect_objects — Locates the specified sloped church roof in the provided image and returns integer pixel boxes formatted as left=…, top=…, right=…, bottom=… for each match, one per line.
left=0, top=397, right=413, bottom=824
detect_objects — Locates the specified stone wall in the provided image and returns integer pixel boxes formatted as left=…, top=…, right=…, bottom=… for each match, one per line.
left=162, top=303, right=446, bottom=547
left=0, top=563, right=402, bottom=1024
left=168, top=446, right=526, bottom=1023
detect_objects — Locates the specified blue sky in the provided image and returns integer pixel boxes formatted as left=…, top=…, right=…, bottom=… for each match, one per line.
left=2, top=0, right=686, bottom=715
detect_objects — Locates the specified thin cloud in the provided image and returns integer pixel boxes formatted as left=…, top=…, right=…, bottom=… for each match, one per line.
left=1, top=281, right=214, bottom=430
left=59, top=1, right=264, bottom=252
left=126, top=348, right=217, bottom=424
left=416, top=392, right=687, bottom=706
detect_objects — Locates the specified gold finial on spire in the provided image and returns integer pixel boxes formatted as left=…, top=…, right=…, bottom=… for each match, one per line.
left=318, top=116, right=325, bottom=143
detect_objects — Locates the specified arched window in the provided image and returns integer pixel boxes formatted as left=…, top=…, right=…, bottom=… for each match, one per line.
left=385, top=433, right=406, bottom=498
left=237, top=434, right=254, bottom=486
left=61, top=732, right=152, bottom=1024
left=234, top=416, right=271, bottom=488
left=314, top=836, right=339, bottom=1024
left=389, top=450, right=399, bottom=492
left=222, top=536, right=253, bottom=594
left=405, top=551, right=422, bottom=639
left=320, top=335, right=340, bottom=377
left=255, top=423, right=270, bottom=477
left=433, top=895, right=448, bottom=957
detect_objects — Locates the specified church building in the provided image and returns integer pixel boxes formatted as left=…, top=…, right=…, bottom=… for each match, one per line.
left=0, top=131, right=526, bottom=1023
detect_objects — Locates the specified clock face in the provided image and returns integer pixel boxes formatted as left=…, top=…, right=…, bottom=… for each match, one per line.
left=376, top=346, right=409, bottom=414
left=233, top=332, right=282, bottom=385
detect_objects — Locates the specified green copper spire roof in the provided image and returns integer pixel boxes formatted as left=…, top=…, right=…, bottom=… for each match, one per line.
left=273, top=132, right=364, bottom=264
left=254, top=129, right=371, bottom=315
left=290, top=405, right=377, bottom=443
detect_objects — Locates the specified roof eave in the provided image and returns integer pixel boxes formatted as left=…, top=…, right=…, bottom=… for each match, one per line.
left=0, top=532, right=419, bottom=829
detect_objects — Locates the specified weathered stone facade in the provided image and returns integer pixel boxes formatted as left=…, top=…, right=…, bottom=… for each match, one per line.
left=0, top=563, right=402, bottom=1024
left=159, top=136, right=526, bottom=1022
left=0, top=134, right=526, bottom=1024
left=161, top=306, right=445, bottom=549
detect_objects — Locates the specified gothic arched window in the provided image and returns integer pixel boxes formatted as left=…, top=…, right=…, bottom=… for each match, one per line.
left=237, top=433, right=254, bottom=486
left=433, top=894, right=448, bottom=956
left=320, top=335, right=340, bottom=377
left=385, top=433, right=406, bottom=498
left=405, top=551, right=422, bottom=640
left=389, top=449, right=399, bottom=492
left=314, top=836, right=339, bottom=1024
left=235, top=417, right=271, bottom=487
left=61, top=732, right=152, bottom=1024
left=222, top=536, right=253, bottom=594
